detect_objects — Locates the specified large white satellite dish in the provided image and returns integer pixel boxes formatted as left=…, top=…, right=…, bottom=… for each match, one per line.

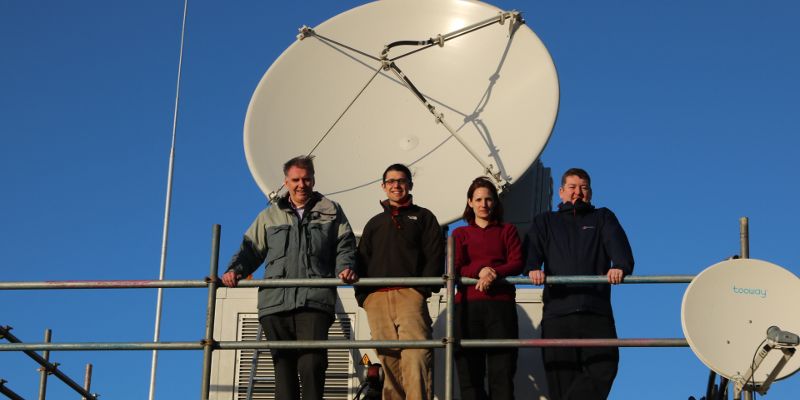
left=681, top=258, right=800, bottom=387
left=244, top=0, right=559, bottom=235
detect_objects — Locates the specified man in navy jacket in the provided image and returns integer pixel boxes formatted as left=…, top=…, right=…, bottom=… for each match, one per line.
left=525, top=167, right=634, bottom=400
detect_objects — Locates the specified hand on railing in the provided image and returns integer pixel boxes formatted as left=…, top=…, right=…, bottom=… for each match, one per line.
left=221, top=271, right=242, bottom=288
left=338, top=268, right=359, bottom=284
left=607, top=268, right=624, bottom=285
left=529, top=270, right=545, bottom=285
left=476, top=266, right=497, bottom=292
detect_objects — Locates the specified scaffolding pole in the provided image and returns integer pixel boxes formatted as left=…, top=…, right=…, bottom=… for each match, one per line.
left=460, top=338, right=689, bottom=347
left=0, top=380, right=25, bottom=400
left=200, top=225, right=220, bottom=400
left=0, top=338, right=688, bottom=352
left=444, top=236, right=456, bottom=400
left=740, top=216, right=749, bottom=259
left=0, top=326, right=96, bottom=399
left=82, top=364, right=92, bottom=400
left=37, top=329, right=51, bottom=400
left=0, top=274, right=694, bottom=291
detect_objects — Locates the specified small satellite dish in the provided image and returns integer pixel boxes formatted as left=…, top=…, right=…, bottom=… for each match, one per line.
left=244, top=0, right=559, bottom=235
left=681, top=258, right=800, bottom=384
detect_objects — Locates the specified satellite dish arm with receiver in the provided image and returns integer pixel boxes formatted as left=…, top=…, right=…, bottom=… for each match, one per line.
left=376, top=11, right=526, bottom=191
left=382, top=61, right=509, bottom=190
left=767, top=325, right=800, bottom=346
left=286, top=10, right=526, bottom=193
left=380, top=10, right=523, bottom=62
left=733, top=326, right=799, bottom=399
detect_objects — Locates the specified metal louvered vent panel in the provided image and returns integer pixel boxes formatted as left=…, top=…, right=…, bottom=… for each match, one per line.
left=235, top=313, right=354, bottom=400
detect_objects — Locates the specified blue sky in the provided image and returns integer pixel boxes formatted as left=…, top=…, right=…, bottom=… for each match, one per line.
left=1, top=0, right=799, bottom=399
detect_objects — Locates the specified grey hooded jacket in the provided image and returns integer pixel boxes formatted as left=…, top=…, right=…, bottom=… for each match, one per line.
left=225, top=192, right=357, bottom=317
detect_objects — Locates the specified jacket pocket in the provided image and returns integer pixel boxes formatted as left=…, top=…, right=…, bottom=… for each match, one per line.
left=307, top=221, right=334, bottom=277
left=265, top=225, right=290, bottom=276
left=261, top=226, right=289, bottom=308
left=258, top=287, right=284, bottom=308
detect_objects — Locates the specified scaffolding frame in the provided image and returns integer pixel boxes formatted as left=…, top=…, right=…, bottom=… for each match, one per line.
left=0, top=326, right=95, bottom=400
left=1, top=224, right=699, bottom=400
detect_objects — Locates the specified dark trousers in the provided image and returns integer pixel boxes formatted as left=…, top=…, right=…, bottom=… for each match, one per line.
left=455, top=301, right=518, bottom=400
left=541, top=313, right=619, bottom=400
left=259, top=307, right=333, bottom=400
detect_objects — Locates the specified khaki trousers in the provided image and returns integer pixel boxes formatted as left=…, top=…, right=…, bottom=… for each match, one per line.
left=364, top=288, right=433, bottom=400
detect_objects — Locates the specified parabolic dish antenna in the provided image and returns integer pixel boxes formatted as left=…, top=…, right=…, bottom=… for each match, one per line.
left=681, top=258, right=800, bottom=384
left=244, top=0, right=559, bottom=235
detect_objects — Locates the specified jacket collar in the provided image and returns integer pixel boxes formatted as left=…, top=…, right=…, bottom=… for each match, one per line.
left=558, top=199, right=595, bottom=214
left=380, top=194, right=414, bottom=213
left=277, top=191, right=321, bottom=213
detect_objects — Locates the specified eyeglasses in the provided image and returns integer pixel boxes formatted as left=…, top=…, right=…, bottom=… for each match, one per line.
left=384, top=178, right=409, bottom=186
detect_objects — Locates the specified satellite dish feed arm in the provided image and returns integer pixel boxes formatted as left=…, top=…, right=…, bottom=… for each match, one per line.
left=384, top=61, right=509, bottom=191
left=297, top=25, right=382, bottom=62
left=381, top=11, right=522, bottom=62
left=293, top=11, right=523, bottom=193
left=372, top=11, right=523, bottom=191
left=733, top=327, right=799, bottom=399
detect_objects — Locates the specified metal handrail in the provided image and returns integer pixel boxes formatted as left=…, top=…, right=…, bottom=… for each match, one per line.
left=0, top=274, right=694, bottom=290
left=0, top=338, right=688, bottom=352
left=0, top=224, right=698, bottom=400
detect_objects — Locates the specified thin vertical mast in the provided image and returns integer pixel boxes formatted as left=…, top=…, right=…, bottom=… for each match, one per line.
left=149, top=0, right=189, bottom=399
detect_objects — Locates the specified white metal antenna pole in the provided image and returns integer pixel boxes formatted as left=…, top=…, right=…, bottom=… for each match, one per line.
left=148, top=0, right=189, bottom=399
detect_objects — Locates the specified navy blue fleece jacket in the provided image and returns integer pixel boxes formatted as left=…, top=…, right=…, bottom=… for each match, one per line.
left=524, top=200, right=634, bottom=319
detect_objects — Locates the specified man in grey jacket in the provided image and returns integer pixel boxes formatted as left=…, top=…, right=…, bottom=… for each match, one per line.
left=222, top=155, right=358, bottom=400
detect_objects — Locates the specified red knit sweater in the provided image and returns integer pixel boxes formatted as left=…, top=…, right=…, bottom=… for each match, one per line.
left=452, top=222, right=523, bottom=303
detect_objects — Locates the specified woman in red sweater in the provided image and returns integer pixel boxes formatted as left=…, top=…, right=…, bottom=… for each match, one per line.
left=453, top=177, right=524, bottom=400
